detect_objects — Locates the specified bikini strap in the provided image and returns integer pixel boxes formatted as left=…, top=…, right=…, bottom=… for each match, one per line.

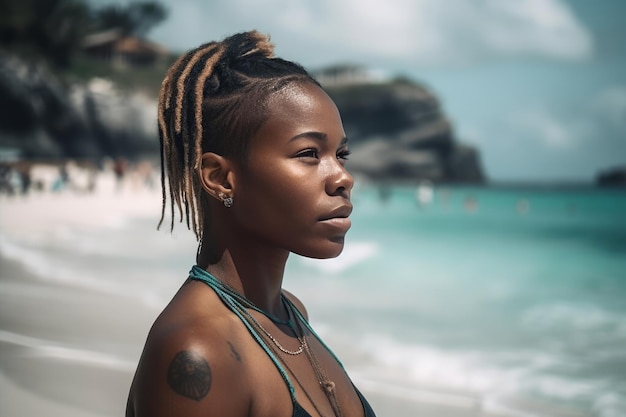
left=188, top=265, right=297, bottom=402
left=283, top=296, right=345, bottom=370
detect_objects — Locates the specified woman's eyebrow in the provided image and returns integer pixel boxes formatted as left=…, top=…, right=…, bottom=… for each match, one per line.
left=289, top=132, right=349, bottom=146
left=289, top=131, right=327, bottom=142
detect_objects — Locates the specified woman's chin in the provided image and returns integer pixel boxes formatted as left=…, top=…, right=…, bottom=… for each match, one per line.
left=295, top=240, right=345, bottom=260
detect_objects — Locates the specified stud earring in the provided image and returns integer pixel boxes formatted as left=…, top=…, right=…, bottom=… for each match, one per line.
left=218, top=192, right=233, bottom=208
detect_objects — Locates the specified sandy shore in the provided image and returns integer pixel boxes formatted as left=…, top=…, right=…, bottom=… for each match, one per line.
left=0, top=176, right=522, bottom=417
left=0, top=176, right=160, bottom=417
left=0, top=250, right=494, bottom=417
left=0, top=250, right=156, bottom=417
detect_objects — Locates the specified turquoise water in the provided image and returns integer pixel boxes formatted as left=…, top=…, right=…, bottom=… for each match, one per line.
left=1, top=185, right=624, bottom=416
left=286, top=186, right=626, bottom=416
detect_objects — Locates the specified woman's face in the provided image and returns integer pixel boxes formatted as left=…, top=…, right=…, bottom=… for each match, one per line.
left=231, top=82, right=354, bottom=259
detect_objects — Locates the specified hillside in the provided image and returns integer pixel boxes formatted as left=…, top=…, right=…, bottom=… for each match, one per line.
left=0, top=54, right=484, bottom=183
left=325, top=78, right=484, bottom=183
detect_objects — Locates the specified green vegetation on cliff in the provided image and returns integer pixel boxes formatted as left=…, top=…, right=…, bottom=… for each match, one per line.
left=0, top=0, right=170, bottom=95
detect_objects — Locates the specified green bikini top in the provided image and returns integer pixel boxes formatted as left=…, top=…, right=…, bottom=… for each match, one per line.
left=188, top=265, right=377, bottom=417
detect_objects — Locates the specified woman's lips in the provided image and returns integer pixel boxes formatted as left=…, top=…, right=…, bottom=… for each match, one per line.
left=319, top=204, right=353, bottom=221
left=319, top=217, right=352, bottom=229
left=318, top=204, right=352, bottom=232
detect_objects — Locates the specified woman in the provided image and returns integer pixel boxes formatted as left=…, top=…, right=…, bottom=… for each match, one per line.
left=126, top=30, right=377, bottom=417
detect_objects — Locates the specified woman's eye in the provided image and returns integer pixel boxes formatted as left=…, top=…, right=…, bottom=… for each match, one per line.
left=337, top=149, right=351, bottom=161
left=296, top=149, right=319, bottom=159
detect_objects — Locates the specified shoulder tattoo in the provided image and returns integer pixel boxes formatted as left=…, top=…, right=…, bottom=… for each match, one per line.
left=167, top=350, right=212, bottom=401
left=228, top=341, right=242, bottom=362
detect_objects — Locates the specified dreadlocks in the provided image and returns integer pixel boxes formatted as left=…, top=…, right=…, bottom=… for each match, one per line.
left=157, top=30, right=318, bottom=241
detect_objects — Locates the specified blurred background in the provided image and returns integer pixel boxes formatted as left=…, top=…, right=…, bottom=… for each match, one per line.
left=0, top=1, right=624, bottom=416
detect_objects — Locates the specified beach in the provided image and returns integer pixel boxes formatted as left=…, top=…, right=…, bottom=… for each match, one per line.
left=1, top=174, right=625, bottom=417
left=0, top=178, right=460, bottom=417
left=0, top=175, right=484, bottom=417
left=0, top=174, right=160, bottom=417
left=0, top=257, right=136, bottom=417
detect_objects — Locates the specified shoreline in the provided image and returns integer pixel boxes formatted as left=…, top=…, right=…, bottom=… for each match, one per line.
left=0, top=252, right=150, bottom=417
left=0, top=249, right=444, bottom=417
left=0, top=249, right=508, bottom=417
left=0, top=183, right=608, bottom=417
left=0, top=237, right=483, bottom=417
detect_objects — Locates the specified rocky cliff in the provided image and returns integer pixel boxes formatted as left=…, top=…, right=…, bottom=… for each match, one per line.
left=0, top=54, right=485, bottom=183
left=595, top=166, right=626, bottom=187
left=0, top=53, right=158, bottom=161
left=324, top=78, right=485, bottom=183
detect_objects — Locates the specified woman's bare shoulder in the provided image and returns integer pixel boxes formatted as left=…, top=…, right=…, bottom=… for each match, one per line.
left=127, top=281, right=252, bottom=417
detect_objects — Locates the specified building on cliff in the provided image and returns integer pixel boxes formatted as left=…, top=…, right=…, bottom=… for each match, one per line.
left=312, top=64, right=387, bottom=87
left=82, top=29, right=169, bottom=69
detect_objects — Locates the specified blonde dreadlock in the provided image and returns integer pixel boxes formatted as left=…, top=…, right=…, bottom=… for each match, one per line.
left=157, top=30, right=318, bottom=241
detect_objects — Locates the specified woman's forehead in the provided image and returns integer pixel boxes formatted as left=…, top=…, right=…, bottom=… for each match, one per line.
left=267, top=82, right=329, bottom=114
left=256, top=84, right=344, bottom=144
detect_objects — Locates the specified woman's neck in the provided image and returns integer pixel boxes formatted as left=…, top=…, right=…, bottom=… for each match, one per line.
left=196, top=235, right=290, bottom=320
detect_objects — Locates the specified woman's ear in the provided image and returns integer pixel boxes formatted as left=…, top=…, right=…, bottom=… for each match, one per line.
left=199, top=152, right=236, bottom=202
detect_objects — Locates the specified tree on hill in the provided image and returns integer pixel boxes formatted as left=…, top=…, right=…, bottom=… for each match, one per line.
left=91, top=2, right=167, bottom=37
left=0, top=0, right=167, bottom=68
left=0, top=0, right=91, bottom=67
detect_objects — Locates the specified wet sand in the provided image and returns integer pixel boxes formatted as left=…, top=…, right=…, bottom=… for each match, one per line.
left=0, top=253, right=154, bottom=417
left=0, top=251, right=494, bottom=417
left=0, top=178, right=158, bottom=417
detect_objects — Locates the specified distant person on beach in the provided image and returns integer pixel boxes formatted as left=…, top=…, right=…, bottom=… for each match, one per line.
left=51, top=162, right=70, bottom=192
left=113, top=157, right=127, bottom=191
left=136, top=160, right=155, bottom=190
left=16, top=162, right=32, bottom=195
left=415, top=180, right=434, bottom=208
left=463, top=194, right=478, bottom=213
left=0, top=162, right=16, bottom=195
left=126, top=31, right=376, bottom=417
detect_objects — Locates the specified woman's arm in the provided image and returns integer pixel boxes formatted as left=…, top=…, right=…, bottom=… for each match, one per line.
left=127, top=315, right=252, bottom=417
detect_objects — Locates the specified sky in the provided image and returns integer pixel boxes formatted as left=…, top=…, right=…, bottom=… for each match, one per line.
left=91, top=0, right=626, bottom=183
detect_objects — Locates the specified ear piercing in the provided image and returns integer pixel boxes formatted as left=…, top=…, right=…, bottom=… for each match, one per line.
left=218, top=192, right=233, bottom=208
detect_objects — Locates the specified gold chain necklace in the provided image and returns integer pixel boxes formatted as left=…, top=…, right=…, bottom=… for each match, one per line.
left=293, top=309, right=343, bottom=417
left=244, top=315, right=330, bottom=417
left=240, top=300, right=343, bottom=417
left=238, top=303, right=305, bottom=356
left=186, top=267, right=341, bottom=416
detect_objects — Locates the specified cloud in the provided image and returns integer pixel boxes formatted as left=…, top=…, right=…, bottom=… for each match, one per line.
left=593, top=86, right=626, bottom=129
left=483, top=89, right=626, bottom=180
left=511, top=110, right=574, bottom=149
left=506, top=85, right=626, bottom=151
left=462, top=0, right=593, bottom=60
left=147, top=0, right=593, bottom=69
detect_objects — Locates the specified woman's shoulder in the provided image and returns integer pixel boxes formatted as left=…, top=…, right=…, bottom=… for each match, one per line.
left=144, top=279, right=250, bottom=376
left=128, top=281, right=253, bottom=416
left=152, top=279, right=238, bottom=337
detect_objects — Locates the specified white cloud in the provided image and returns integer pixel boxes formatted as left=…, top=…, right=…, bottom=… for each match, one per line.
left=146, top=0, right=593, bottom=69
left=510, top=110, right=574, bottom=149
left=593, top=86, right=626, bottom=129
left=509, top=87, right=626, bottom=151
left=473, top=0, right=593, bottom=60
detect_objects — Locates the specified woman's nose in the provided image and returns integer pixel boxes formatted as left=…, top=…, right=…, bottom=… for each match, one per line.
left=326, top=159, right=354, bottom=197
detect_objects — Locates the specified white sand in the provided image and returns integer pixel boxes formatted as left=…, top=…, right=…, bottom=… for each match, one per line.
left=0, top=170, right=162, bottom=236
left=0, top=171, right=530, bottom=417
left=0, top=172, right=161, bottom=417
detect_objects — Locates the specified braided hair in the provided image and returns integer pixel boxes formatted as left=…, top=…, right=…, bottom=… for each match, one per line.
left=157, top=30, right=319, bottom=241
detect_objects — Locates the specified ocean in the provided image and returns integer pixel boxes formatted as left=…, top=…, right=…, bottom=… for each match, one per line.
left=1, top=184, right=625, bottom=416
